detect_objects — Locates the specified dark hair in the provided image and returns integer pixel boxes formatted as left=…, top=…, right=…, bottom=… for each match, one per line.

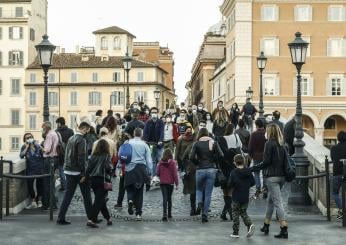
left=199, top=120, right=206, bottom=125
left=224, top=123, right=234, bottom=136
left=180, top=109, right=187, bottom=113
left=165, top=114, right=172, bottom=118
left=161, top=148, right=173, bottom=161
left=205, top=112, right=212, bottom=121
left=79, top=122, right=91, bottom=130
left=93, top=139, right=110, bottom=155
left=105, top=116, right=117, bottom=134
left=197, top=128, right=209, bottom=140
left=337, top=131, right=346, bottom=142
left=255, top=118, right=264, bottom=128
left=96, top=110, right=103, bottom=117
left=238, top=119, right=245, bottom=128
left=234, top=154, right=245, bottom=166
left=273, top=110, right=280, bottom=119
left=150, top=107, right=159, bottom=114
left=134, top=128, right=143, bottom=138
left=23, top=133, right=34, bottom=143
left=107, top=110, right=113, bottom=116
left=115, top=113, right=121, bottom=118
left=56, top=117, right=66, bottom=125
left=185, top=125, right=192, bottom=131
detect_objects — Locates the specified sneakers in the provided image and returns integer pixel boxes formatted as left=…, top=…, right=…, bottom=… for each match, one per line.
left=337, top=210, right=343, bottom=220
left=196, top=202, right=202, bottom=215
left=136, top=215, right=142, bottom=221
left=25, top=201, right=37, bottom=209
left=37, top=201, right=43, bottom=208
left=201, top=214, right=208, bottom=223
left=128, top=201, right=134, bottom=215
left=230, top=232, right=239, bottom=238
left=247, top=224, right=255, bottom=238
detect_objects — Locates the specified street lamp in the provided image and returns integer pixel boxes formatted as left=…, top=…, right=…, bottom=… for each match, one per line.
left=122, top=50, right=132, bottom=110
left=246, top=86, right=253, bottom=100
left=154, top=89, right=161, bottom=110
left=288, top=32, right=310, bottom=205
left=110, top=92, right=116, bottom=110
left=35, top=35, right=56, bottom=122
left=257, top=51, right=267, bottom=120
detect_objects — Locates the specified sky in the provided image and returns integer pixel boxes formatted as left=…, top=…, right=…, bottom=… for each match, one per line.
left=47, top=0, right=223, bottom=102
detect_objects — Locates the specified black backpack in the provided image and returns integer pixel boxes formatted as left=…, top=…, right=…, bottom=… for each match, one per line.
left=282, top=146, right=296, bottom=182
left=55, top=131, right=66, bottom=163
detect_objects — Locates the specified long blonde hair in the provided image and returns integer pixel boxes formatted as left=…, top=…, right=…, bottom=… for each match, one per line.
left=266, top=123, right=284, bottom=146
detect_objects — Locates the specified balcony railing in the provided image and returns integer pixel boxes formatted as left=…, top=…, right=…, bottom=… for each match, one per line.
left=0, top=10, right=30, bottom=19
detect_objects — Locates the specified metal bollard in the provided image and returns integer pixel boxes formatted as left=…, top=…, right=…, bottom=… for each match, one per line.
left=5, top=161, right=13, bottom=217
left=325, top=156, right=331, bottom=222
left=342, top=161, right=346, bottom=227
left=49, top=158, right=54, bottom=221
left=0, top=156, right=3, bottom=220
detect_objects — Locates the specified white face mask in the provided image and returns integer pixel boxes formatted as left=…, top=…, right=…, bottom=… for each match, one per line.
left=166, top=118, right=172, bottom=123
left=26, top=138, right=34, bottom=144
left=206, top=116, right=211, bottom=120
left=219, top=105, right=223, bottom=109
left=198, top=106, right=203, bottom=110
left=193, top=109, right=197, bottom=114
left=151, top=113, right=158, bottom=119
left=199, top=125, right=206, bottom=129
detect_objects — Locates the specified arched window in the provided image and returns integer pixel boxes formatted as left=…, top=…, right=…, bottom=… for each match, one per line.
left=113, top=36, right=121, bottom=50
left=101, top=37, right=108, bottom=50
left=324, top=118, right=336, bottom=130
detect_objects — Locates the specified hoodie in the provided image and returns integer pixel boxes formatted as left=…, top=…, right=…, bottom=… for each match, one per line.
left=156, top=159, right=179, bottom=186
left=229, top=168, right=255, bottom=204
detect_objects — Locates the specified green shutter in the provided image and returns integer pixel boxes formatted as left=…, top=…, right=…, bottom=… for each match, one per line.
left=19, top=27, right=23, bottom=39
left=9, top=27, right=13, bottom=39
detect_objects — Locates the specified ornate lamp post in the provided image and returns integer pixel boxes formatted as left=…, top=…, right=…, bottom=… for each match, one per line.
left=35, top=35, right=56, bottom=122
left=256, top=51, right=267, bottom=120
left=122, top=51, right=132, bottom=109
left=246, top=86, right=253, bottom=100
left=154, top=89, right=161, bottom=110
left=288, top=32, right=310, bottom=205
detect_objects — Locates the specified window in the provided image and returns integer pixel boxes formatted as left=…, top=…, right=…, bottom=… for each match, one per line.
left=113, top=72, right=121, bottom=82
left=261, top=38, right=279, bottom=56
left=48, top=92, right=58, bottom=106
left=228, top=40, right=236, bottom=61
left=69, top=114, right=78, bottom=129
left=0, top=8, right=2, bottom=18
left=261, top=5, right=278, bottom=21
left=9, top=27, right=23, bottom=39
left=301, top=77, right=309, bottom=96
left=293, top=75, right=313, bottom=96
left=10, top=137, right=20, bottom=151
left=11, top=109, right=20, bottom=125
left=110, top=91, right=124, bottom=106
left=137, top=72, right=144, bottom=82
left=89, top=92, right=101, bottom=106
left=29, top=114, right=36, bottom=130
left=49, top=115, right=58, bottom=129
left=262, top=75, right=280, bottom=96
left=134, top=91, right=147, bottom=103
left=29, top=91, right=36, bottom=106
left=328, top=6, right=345, bottom=21
left=30, top=73, right=36, bottom=83
left=15, top=7, right=23, bottom=17
left=48, top=73, right=55, bottom=83
left=8, top=51, right=24, bottom=65
left=0, top=52, right=2, bottom=66
left=101, top=37, right=108, bottom=50
left=0, top=27, right=2, bottom=40
left=227, top=9, right=236, bottom=32
left=295, top=5, right=312, bottom=21
left=327, top=38, right=346, bottom=57
left=0, top=80, right=2, bottom=95
left=70, top=91, right=78, bottom=106
left=70, top=72, right=77, bottom=82
left=331, top=77, right=342, bottom=96
left=324, top=118, right=336, bottom=130
left=92, top=72, right=98, bottom=82
left=11, top=78, right=20, bottom=95
left=30, top=28, right=35, bottom=41
left=302, top=36, right=311, bottom=57
left=113, top=36, right=121, bottom=50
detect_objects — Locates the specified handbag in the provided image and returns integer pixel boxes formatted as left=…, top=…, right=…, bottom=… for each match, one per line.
left=282, top=146, right=296, bottom=182
left=214, top=169, right=227, bottom=187
left=103, top=160, right=113, bottom=191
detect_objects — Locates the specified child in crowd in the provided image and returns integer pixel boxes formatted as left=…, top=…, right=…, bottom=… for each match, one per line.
left=156, top=149, right=179, bottom=221
left=228, top=154, right=255, bottom=238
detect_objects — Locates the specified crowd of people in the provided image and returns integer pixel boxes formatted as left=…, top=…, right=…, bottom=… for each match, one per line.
left=19, top=99, right=344, bottom=239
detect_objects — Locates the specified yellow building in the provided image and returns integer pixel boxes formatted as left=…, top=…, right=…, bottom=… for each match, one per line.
left=25, top=26, right=175, bottom=138
left=215, top=0, right=346, bottom=147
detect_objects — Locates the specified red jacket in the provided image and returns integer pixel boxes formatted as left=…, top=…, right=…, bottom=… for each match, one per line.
left=156, top=159, right=179, bottom=186
left=164, top=123, right=179, bottom=144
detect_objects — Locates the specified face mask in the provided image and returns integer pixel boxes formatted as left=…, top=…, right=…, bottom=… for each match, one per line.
left=192, top=110, right=197, bottom=114
left=133, top=105, right=139, bottom=109
left=26, top=138, right=34, bottom=144
left=145, top=110, right=149, bottom=115
left=180, top=114, right=186, bottom=119
left=198, top=106, right=203, bottom=110
left=219, top=105, right=223, bottom=109
left=151, top=113, right=158, bottom=119
left=199, top=125, right=206, bottom=130
left=166, top=118, right=172, bottom=123
left=206, top=116, right=211, bottom=120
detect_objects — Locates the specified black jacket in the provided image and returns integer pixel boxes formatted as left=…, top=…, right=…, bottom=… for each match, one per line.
left=212, top=123, right=227, bottom=137
left=56, top=125, right=74, bottom=144
left=64, top=133, right=88, bottom=176
left=255, top=139, right=285, bottom=178
left=229, top=168, right=255, bottom=204
left=189, top=138, right=217, bottom=170
left=330, top=141, right=346, bottom=176
left=124, top=119, right=145, bottom=137
left=86, top=154, right=113, bottom=181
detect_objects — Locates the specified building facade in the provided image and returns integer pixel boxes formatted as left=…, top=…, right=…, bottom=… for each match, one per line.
left=0, top=0, right=47, bottom=154
left=214, top=0, right=346, bottom=147
left=25, top=26, right=175, bottom=140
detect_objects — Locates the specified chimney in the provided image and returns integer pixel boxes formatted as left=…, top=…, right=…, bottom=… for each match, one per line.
left=55, top=46, right=60, bottom=54
left=61, top=48, right=65, bottom=54
left=75, top=45, right=80, bottom=54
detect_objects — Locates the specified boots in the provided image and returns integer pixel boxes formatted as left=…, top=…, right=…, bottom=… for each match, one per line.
left=196, top=202, right=203, bottom=215
left=260, top=223, right=270, bottom=235
left=274, top=226, right=288, bottom=239
left=220, top=196, right=228, bottom=221
left=227, top=196, right=233, bottom=221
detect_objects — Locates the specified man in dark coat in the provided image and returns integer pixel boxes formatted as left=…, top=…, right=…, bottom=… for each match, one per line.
left=124, top=111, right=145, bottom=138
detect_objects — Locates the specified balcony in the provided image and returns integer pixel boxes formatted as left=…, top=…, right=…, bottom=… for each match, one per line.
left=0, top=10, right=30, bottom=21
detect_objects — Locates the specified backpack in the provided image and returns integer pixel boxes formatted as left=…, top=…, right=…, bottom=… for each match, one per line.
left=282, top=146, right=296, bottom=182
left=55, top=131, right=66, bottom=163
left=118, top=142, right=132, bottom=165
left=244, top=103, right=254, bottom=116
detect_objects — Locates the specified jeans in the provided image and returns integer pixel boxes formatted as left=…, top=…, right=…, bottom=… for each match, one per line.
left=57, top=174, right=93, bottom=221
left=27, top=178, right=43, bottom=200
left=232, top=202, right=252, bottom=233
left=90, top=177, right=110, bottom=222
left=58, top=165, right=66, bottom=189
left=265, top=177, right=286, bottom=221
left=117, top=175, right=126, bottom=205
left=252, top=160, right=262, bottom=190
left=126, top=184, right=144, bottom=215
left=150, top=145, right=164, bottom=176
left=160, top=184, right=174, bottom=216
left=42, top=157, right=57, bottom=208
left=332, top=175, right=343, bottom=209
left=196, top=168, right=216, bottom=216
left=163, top=140, right=174, bottom=153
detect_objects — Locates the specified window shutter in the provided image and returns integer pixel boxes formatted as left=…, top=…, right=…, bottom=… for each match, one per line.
left=120, top=92, right=124, bottom=105
left=8, top=51, right=12, bottom=65
left=308, top=77, right=314, bottom=96
left=0, top=27, right=2, bottom=40
left=144, top=91, right=147, bottom=104
left=275, top=77, right=280, bottom=96
left=20, top=51, right=23, bottom=65
left=19, top=27, right=23, bottom=39
left=308, top=6, right=312, bottom=21
left=342, top=78, right=346, bottom=96
left=9, top=27, right=13, bottom=39
left=294, top=6, right=298, bottom=20
left=342, top=39, right=346, bottom=56
left=327, top=39, right=332, bottom=56
left=88, top=92, right=92, bottom=104
left=328, top=6, right=332, bottom=20
left=275, top=38, right=280, bottom=56
left=275, top=6, right=279, bottom=21
left=326, top=78, right=332, bottom=96
left=0, top=52, right=2, bottom=66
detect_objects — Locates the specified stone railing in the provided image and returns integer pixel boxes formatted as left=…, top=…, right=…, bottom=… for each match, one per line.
left=303, top=133, right=337, bottom=216
left=1, top=154, right=29, bottom=215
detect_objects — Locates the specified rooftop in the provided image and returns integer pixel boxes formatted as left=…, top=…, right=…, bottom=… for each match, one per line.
left=92, top=26, right=136, bottom=38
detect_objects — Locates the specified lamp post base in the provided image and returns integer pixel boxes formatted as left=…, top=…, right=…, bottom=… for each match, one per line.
left=288, top=155, right=311, bottom=205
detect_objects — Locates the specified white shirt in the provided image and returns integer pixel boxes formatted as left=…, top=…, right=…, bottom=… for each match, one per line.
left=163, top=123, right=173, bottom=141
left=224, top=133, right=242, bottom=149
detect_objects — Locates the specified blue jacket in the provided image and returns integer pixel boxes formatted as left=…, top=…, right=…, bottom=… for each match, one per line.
left=20, top=143, right=44, bottom=175
left=143, top=119, right=164, bottom=144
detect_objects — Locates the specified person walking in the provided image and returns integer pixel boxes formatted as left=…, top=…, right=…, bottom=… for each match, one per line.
left=102, top=109, right=114, bottom=126
left=229, top=154, right=256, bottom=238
left=189, top=128, right=218, bottom=223
left=176, top=109, right=193, bottom=136
left=241, top=98, right=257, bottom=132
left=92, top=127, right=117, bottom=158
left=86, top=139, right=113, bottom=227
left=330, top=130, right=346, bottom=220
left=105, top=116, right=119, bottom=144
left=94, top=110, right=103, bottom=135
left=283, top=118, right=296, bottom=156
left=212, top=101, right=230, bottom=137
left=205, top=112, right=213, bottom=136
left=162, top=114, right=179, bottom=153
left=248, top=119, right=267, bottom=197
left=124, top=128, right=152, bottom=221
left=270, top=111, right=284, bottom=133
left=235, top=119, right=250, bottom=154
left=124, top=111, right=145, bottom=138
left=253, top=124, right=288, bottom=239
left=175, top=126, right=194, bottom=172
left=57, top=122, right=94, bottom=227
left=156, top=149, right=179, bottom=221
left=20, top=133, right=44, bottom=209
left=230, top=103, right=241, bottom=129
left=196, top=103, right=207, bottom=123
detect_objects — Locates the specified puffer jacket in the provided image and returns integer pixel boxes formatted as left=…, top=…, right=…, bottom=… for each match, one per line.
left=260, top=139, right=285, bottom=177
left=64, top=133, right=88, bottom=176
left=189, top=136, right=217, bottom=170
left=86, top=154, right=112, bottom=181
